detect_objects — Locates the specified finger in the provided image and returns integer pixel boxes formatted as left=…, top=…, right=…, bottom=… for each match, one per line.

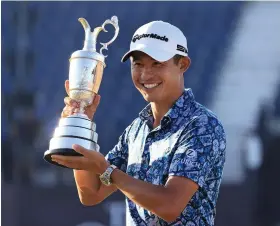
left=72, top=144, right=91, bottom=157
left=64, top=97, right=79, bottom=108
left=51, top=155, right=85, bottom=169
left=51, top=155, right=83, bottom=162
left=94, top=94, right=101, bottom=106
left=86, top=95, right=101, bottom=115
left=65, top=105, right=76, bottom=113
left=52, top=159, right=81, bottom=169
left=61, top=108, right=70, bottom=118
left=51, top=157, right=74, bottom=168
left=61, top=106, right=74, bottom=118
left=65, top=80, right=70, bottom=96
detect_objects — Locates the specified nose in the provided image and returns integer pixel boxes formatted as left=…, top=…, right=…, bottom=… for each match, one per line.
left=140, top=66, right=154, bottom=81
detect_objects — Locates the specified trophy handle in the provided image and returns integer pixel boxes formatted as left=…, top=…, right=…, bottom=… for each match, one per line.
left=99, top=16, right=119, bottom=57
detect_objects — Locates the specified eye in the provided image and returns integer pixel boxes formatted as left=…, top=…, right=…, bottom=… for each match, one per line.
left=153, top=61, right=163, bottom=66
left=133, top=62, right=142, bottom=67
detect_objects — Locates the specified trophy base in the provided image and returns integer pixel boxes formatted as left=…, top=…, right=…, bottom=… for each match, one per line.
left=45, top=115, right=100, bottom=168
left=44, top=148, right=82, bottom=168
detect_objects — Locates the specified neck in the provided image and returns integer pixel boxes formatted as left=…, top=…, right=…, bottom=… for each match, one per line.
left=151, top=88, right=184, bottom=128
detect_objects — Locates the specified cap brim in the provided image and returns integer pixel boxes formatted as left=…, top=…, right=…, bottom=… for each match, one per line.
left=121, top=45, right=176, bottom=63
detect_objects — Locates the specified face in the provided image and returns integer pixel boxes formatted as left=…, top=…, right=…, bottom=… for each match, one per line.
left=130, top=51, right=190, bottom=104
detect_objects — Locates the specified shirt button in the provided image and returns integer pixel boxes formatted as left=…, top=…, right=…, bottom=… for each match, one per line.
left=147, top=138, right=151, bottom=142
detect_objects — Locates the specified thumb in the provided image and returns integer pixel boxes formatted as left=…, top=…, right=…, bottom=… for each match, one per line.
left=72, top=144, right=90, bottom=157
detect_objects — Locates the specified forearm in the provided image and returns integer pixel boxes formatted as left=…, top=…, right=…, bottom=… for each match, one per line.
left=111, top=169, right=177, bottom=222
left=73, top=169, right=118, bottom=206
left=73, top=170, right=101, bottom=204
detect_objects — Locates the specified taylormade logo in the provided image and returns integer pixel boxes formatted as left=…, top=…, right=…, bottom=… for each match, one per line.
left=132, top=33, right=169, bottom=43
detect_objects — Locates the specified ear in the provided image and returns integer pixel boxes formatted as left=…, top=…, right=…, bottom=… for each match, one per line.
left=179, top=56, right=191, bottom=73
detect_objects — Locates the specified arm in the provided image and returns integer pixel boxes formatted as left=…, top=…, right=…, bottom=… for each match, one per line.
left=110, top=169, right=198, bottom=222
left=72, top=126, right=129, bottom=206
left=52, top=130, right=129, bottom=206
left=73, top=170, right=117, bottom=206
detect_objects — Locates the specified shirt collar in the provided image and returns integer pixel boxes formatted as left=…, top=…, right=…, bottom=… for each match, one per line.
left=139, top=88, right=195, bottom=127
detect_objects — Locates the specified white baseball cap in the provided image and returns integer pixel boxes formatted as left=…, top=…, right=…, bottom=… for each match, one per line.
left=121, top=20, right=188, bottom=62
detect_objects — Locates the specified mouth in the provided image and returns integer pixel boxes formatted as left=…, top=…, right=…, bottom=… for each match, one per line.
left=142, top=83, right=162, bottom=89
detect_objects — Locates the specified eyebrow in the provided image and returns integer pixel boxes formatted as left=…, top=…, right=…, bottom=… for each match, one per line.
left=131, top=55, right=142, bottom=61
left=131, top=54, right=163, bottom=63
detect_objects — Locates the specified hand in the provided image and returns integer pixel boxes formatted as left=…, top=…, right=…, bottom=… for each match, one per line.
left=61, top=80, right=101, bottom=119
left=51, top=144, right=110, bottom=174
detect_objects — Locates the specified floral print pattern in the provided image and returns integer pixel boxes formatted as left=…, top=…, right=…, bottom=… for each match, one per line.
left=106, top=89, right=226, bottom=226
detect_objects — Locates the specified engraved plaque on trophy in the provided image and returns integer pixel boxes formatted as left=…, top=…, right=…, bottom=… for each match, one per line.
left=44, top=16, right=119, bottom=168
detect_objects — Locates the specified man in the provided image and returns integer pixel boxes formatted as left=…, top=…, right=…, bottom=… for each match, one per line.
left=52, top=20, right=226, bottom=226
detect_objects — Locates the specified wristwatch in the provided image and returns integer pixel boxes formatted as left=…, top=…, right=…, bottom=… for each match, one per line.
left=99, top=165, right=117, bottom=186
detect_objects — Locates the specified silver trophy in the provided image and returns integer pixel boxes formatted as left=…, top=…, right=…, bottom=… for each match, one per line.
left=44, top=16, right=119, bottom=168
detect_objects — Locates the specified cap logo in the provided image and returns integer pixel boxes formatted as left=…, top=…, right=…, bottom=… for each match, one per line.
left=132, top=33, right=169, bottom=43
left=176, top=44, right=188, bottom=53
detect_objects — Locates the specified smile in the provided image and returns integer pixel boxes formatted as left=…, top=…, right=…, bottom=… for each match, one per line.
left=142, top=83, right=161, bottom=89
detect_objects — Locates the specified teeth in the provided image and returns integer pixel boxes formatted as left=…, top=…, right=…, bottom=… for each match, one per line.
left=143, top=83, right=159, bottom=89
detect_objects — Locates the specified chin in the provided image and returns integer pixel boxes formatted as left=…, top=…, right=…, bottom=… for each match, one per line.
left=140, top=93, right=150, bottom=102
left=141, top=94, right=149, bottom=102
left=142, top=94, right=159, bottom=103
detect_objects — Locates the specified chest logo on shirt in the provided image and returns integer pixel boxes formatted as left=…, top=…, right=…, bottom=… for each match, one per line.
left=186, top=149, right=197, bottom=158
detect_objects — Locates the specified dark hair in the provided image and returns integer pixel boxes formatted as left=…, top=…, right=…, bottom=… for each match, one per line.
left=173, top=54, right=184, bottom=65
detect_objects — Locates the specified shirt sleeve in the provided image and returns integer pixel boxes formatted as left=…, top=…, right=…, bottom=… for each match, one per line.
left=168, top=114, right=226, bottom=188
left=105, top=124, right=132, bottom=173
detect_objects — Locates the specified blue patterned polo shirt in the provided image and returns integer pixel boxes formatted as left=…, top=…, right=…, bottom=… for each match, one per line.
left=106, top=88, right=226, bottom=226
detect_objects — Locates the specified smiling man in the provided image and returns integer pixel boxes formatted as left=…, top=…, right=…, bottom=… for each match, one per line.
left=52, top=21, right=227, bottom=226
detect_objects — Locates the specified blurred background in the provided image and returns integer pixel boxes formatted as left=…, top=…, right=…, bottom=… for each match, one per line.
left=1, top=1, right=280, bottom=226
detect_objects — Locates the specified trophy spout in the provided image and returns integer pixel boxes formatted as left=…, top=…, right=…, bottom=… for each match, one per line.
left=78, top=18, right=103, bottom=52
